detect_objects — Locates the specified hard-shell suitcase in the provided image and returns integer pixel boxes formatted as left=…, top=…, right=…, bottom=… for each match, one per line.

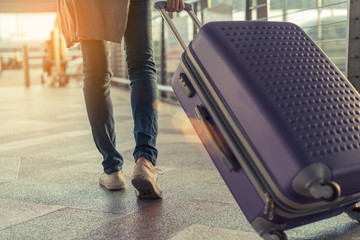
left=155, top=2, right=360, bottom=239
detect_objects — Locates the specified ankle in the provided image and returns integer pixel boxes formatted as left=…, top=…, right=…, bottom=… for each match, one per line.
left=137, top=157, right=155, bottom=172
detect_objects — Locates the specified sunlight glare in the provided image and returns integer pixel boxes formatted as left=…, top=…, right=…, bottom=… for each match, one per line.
left=0, top=13, right=57, bottom=42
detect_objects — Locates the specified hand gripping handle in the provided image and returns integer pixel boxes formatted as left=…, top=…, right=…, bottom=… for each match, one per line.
left=154, top=1, right=202, bottom=51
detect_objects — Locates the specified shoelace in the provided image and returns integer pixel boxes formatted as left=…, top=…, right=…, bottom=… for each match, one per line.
left=155, top=168, right=164, bottom=175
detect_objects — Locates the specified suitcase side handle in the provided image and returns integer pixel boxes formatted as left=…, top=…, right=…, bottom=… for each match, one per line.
left=194, top=105, right=240, bottom=172
left=154, top=1, right=202, bottom=51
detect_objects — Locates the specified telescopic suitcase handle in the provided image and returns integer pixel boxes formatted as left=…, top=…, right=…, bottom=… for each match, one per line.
left=154, top=1, right=203, bottom=51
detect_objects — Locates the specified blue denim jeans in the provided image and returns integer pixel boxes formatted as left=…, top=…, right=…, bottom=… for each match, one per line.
left=80, top=0, right=158, bottom=174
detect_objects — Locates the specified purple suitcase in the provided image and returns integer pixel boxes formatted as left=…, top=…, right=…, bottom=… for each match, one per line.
left=155, top=2, right=360, bottom=239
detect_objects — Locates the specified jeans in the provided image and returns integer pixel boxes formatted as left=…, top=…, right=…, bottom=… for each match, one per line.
left=80, top=0, right=158, bottom=174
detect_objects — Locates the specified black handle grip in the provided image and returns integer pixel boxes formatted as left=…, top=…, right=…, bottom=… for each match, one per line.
left=154, top=1, right=192, bottom=12
left=194, top=105, right=240, bottom=172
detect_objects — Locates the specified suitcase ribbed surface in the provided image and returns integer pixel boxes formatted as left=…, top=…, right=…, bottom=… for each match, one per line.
left=218, top=22, right=360, bottom=159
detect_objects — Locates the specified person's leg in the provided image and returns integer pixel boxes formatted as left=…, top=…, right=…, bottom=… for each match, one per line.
left=125, top=0, right=162, bottom=198
left=124, top=0, right=158, bottom=167
left=80, top=40, right=124, bottom=174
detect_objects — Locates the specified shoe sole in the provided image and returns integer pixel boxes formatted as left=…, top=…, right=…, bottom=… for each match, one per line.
left=99, top=182, right=126, bottom=191
left=131, top=178, right=162, bottom=199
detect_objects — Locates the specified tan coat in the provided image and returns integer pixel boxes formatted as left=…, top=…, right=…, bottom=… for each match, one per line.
left=57, top=0, right=130, bottom=48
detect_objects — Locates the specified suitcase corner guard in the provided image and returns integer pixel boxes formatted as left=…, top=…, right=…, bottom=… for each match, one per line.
left=292, top=163, right=341, bottom=202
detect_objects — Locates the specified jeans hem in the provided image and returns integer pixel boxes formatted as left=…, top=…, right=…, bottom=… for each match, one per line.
left=135, top=152, right=156, bottom=166
left=104, top=165, right=123, bottom=174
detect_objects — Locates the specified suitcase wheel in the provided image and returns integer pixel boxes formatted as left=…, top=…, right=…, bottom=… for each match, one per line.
left=345, top=203, right=360, bottom=223
left=319, top=181, right=341, bottom=202
left=262, top=230, right=288, bottom=240
left=292, top=163, right=341, bottom=202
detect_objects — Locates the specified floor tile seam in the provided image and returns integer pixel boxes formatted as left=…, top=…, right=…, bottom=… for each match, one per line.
left=195, top=213, right=252, bottom=232
left=0, top=205, right=68, bottom=232
left=0, top=198, right=127, bottom=220
left=74, top=198, right=235, bottom=240
left=68, top=231, right=90, bottom=240
left=0, top=180, right=15, bottom=184
left=0, top=130, right=91, bottom=152
left=106, top=196, right=225, bottom=219
left=175, top=223, right=259, bottom=236
left=196, top=222, right=253, bottom=234
left=158, top=167, right=218, bottom=174
left=189, top=198, right=237, bottom=205
left=62, top=206, right=129, bottom=217
left=64, top=207, right=157, bottom=240
left=155, top=168, right=224, bottom=182
left=151, top=196, right=237, bottom=210
left=203, top=182, right=227, bottom=186
left=157, top=196, right=239, bottom=214
left=166, top=212, right=245, bottom=239
left=170, top=197, right=238, bottom=207
left=0, top=155, right=22, bottom=182
left=0, top=204, right=125, bottom=229
left=2, top=154, right=92, bottom=163
left=0, top=177, right=94, bottom=186
left=65, top=214, right=136, bottom=240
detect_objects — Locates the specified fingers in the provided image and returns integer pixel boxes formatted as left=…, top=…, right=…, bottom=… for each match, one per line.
left=166, top=0, right=185, bottom=12
left=177, top=0, right=185, bottom=12
left=165, top=0, right=174, bottom=12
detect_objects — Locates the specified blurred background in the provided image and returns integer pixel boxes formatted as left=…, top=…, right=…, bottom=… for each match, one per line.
left=0, top=0, right=356, bottom=97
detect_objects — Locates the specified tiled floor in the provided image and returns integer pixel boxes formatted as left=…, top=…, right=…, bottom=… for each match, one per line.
left=0, top=73, right=360, bottom=239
